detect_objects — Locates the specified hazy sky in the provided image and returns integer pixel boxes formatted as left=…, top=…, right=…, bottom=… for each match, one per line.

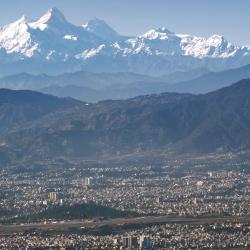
left=0, top=0, right=249, bottom=45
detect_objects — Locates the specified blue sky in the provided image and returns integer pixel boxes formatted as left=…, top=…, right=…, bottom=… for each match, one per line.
left=0, top=0, right=249, bottom=45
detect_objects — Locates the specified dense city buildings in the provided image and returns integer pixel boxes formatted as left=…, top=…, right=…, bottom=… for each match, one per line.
left=0, top=158, right=249, bottom=249
left=0, top=222, right=249, bottom=249
left=49, top=191, right=57, bottom=203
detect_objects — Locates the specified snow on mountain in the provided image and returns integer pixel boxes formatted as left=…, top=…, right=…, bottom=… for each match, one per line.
left=179, top=34, right=241, bottom=58
left=29, top=7, right=68, bottom=31
left=75, top=26, right=249, bottom=62
left=0, top=8, right=103, bottom=61
left=0, top=15, right=36, bottom=57
left=112, top=28, right=245, bottom=58
left=0, top=8, right=250, bottom=76
left=82, top=18, right=122, bottom=41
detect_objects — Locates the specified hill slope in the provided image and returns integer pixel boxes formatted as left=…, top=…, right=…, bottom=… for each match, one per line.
left=1, top=64, right=250, bottom=102
left=1, top=80, right=250, bottom=164
left=0, top=88, right=82, bottom=135
left=166, top=64, right=250, bottom=94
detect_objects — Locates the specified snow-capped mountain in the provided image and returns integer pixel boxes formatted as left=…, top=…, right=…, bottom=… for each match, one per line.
left=136, top=27, right=240, bottom=58
left=82, top=18, right=123, bottom=42
left=0, top=7, right=250, bottom=76
left=0, top=8, right=103, bottom=60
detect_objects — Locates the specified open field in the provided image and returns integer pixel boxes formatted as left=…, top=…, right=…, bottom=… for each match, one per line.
left=1, top=215, right=249, bottom=235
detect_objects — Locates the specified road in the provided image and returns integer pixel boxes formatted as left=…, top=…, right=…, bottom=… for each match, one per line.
left=0, top=215, right=249, bottom=235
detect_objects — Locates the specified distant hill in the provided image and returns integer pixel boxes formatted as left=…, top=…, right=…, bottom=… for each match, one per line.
left=0, top=71, right=157, bottom=90
left=0, top=88, right=82, bottom=135
left=1, top=79, right=250, bottom=164
left=1, top=65, right=250, bottom=102
left=166, top=64, right=250, bottom=94
left=160, top=68, right=210, bottom=84
left=32, top=203, right=138, bottom=221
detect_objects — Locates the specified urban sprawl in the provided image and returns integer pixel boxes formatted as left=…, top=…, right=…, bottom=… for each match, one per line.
left=0, top=159, right=249, bottom=249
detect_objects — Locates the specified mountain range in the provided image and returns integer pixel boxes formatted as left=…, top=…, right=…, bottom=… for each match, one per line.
left=1, top=78, right=250, bottom=165
left=1, top=7, right=250, bottom=166
left=1, top=7, right=250, bottom=76
left=1, top=64, right=250, bottom=102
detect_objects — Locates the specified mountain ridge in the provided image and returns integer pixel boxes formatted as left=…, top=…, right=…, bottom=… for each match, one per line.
left=1, top=64, right=250, bottom=102
left=0, top=8, right=250, bottom=76
left=1, top=79, right=250, bottom=164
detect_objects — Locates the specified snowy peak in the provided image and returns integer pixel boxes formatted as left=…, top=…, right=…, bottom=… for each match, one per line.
left=0, top=14, right=29, bottom=33
left=0, top=8, right=104, bottom=59
left=155, top=27, right=174, bottom=34
left=83, top=18, right=110, bottom=29
left=206, top=35, right=229, bottom=48
left=140, top=27, right=178, bottom=42
left=178, top=33, right=238, bottom=58
left=42, top=7, right=66, bottom=22
left=29, top=7, right=68, bottom=31
left=40, top=7, right=67, bottom=23
left=0, top=8, right=250, bottom=76
left=15, top=15, right=30, bottom=25
left=82, top=18, right=120, bottom=41
left=133, top=26, right=241, bottom=58
left=0, top=14, right=34, bottom=55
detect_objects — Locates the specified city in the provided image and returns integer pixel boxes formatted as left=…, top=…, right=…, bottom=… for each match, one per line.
left=0, top=156, right=249, bottom=249
left=0, top=1, right=250, bottom=249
